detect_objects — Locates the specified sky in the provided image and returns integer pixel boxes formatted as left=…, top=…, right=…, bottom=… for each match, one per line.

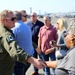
left=0, top=0, right=75, bottom=15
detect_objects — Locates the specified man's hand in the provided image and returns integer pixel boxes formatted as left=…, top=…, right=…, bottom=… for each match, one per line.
left=33, top=59, right=47, bottom=69
left=27, top=57, right=47, bottom=69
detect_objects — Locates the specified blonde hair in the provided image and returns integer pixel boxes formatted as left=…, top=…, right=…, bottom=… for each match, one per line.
left=0, top=10, right=13, bottom=18
left=57, top=18, right=68, bottom=31
left=0, top=10, right=13, bottom=25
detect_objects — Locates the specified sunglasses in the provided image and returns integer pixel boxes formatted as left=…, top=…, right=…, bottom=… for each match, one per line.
left=31, top=15, right=35, bottom=17
left=22, top=15, right=28, bottom=17
left=5, top=17, right=16, bottom=21
left=44, top=20, right=49, bottom=21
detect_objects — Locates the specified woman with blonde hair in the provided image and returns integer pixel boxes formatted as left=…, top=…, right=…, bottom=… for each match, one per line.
left=56, top=18, right=68, bottom=36
left=45, top=18, right=69, bottom=60
left=45, top=21, right=75, bottom=75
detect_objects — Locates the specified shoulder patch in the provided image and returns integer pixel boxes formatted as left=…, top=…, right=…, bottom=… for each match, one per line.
left=7, top=34, right=14, bottom=42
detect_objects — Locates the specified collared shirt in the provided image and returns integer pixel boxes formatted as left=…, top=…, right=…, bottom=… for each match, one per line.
left=27, top=20, right=44, bottom=45
left=0, top=24, right=30, bottom=75
left=12, top=20, right=34, bottom=55
left=56, top=47, right=75, bottom=75
left=38, top=25, right=58, bottom=53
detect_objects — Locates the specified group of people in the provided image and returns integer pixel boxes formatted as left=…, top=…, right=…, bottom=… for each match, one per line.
left=0, top=10, right=46, bottom=75
left=46, top=21, right=75, bottom=75
left=0, top=9, right=75, bottom=75
left=12, top=11, right=34, bottom=75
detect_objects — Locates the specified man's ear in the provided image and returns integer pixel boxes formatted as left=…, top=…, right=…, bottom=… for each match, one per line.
left=1, top=18, right=6, bottom=23
left=1, top=18, right=5, bottom=23
left=71, top=35, right=75, bottom=41
left=71, top=35, right=75, bottom=45
left=71, top=38, right=75, bottom=41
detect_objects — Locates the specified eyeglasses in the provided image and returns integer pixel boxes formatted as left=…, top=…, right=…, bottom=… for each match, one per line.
left=22, top=15, right=28, bottom=17
left=31, top=15, right=35, bottom=17
left=5, top=17, right=16, bottom=21
left=44, top=20, right=49, bottom=21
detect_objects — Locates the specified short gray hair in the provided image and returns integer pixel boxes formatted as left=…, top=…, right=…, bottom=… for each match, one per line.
left=43, top=15, right=51, bottom=21
left=0, top=10, right=13, bottom=18
left=31, top=12, right=37, bottom=16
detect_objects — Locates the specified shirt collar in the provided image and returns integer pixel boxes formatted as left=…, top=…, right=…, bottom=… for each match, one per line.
left=44, top=24, right=53, bottom=30
left=67, top=46, right=75, bottom=53
left=32, top=20, right=38, bottom=25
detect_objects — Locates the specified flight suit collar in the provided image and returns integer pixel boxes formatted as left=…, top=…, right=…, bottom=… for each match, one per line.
left=4, top=26, right=14, bottom=37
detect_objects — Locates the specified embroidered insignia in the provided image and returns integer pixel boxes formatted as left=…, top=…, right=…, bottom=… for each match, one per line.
left=7, top=34, right=14, bottom=42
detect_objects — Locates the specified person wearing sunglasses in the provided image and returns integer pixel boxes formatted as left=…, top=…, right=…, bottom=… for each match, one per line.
left=54, top=18, right=68, bottom=60
left=0, top=10, right=46, bottom=75
left=27, top=12, right=44, bottom=75
left=45, top=22, right=75, bottom=75
left=12, top=11, right=35, bottom=75
left=20, top=10, right=28, bottom=23
left=45, top=18, right=69, bottom=60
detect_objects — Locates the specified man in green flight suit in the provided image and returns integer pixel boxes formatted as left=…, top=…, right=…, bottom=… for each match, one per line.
left=0, top=10, right=46, bottom=75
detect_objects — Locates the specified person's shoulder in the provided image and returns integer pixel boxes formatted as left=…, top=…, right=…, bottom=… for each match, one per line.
left=0, top=25, right=4, bottom=32
left=27, top=21, right=32, bottom=25
left=61, top=30, right=66, bottom=34
left=51, top=25, right=56, bottom=29
left=12, top=23, right=19, bottom=30
left=37, top=20, right=44, bottom=24
left=51, top=25, right=57, bottom=32
left=15, top=21, right=25, bottom=28
left=1, top=29, right=13, bottom=40
left=15, top=22, right=21, bottom=27
left=40, top=26, right=45, bottom=30
left=24, top=23, right=30, bottom=29
left=0, top=25, right=9, bottom=35
left=27, top=21, right=33, bottom=27
left=37, top=20, right=43, bottom=23
left=63, top=30, right=66, bottom=33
